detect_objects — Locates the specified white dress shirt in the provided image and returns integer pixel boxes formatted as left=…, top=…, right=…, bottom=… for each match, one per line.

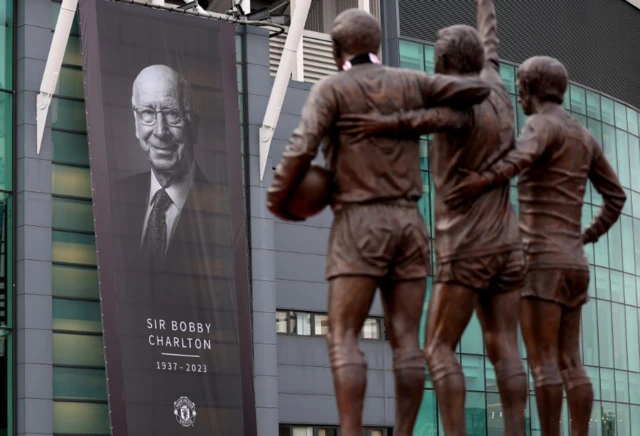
left=140, top=161, right=196, bottom=254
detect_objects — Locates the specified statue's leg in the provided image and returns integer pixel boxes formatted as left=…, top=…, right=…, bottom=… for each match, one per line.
left=520, top=296, right=563, bottom=436
left=558, top=271, right=593, bottom=436
left=476, top=290, right=527, bottom=436
left=327, top=276, right=378, bottom=436
left=379, top=278, right=427, bottom=436
left=424, top=282, right=477, bottom=436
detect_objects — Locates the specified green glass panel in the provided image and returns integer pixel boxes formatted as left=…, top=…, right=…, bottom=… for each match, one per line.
left=595, top=267, right=611, bottom=300
left=53, top=333, right=105, bottom=367
left=600, top=368, right=615, bottom=401
left=51, top=3, right=80, bottom=36
left=616, top=129, right=631, bottom=187
left=486, top=393, right=504, bottom=435
left=629, top=135, right=640, bottom=192
left=626, top=307, right=640, bottom=373
left=424, top=45, right=435, bottom=74
left=570, top=85, right=586, bottom=115
left=0, top=21, right=11, bottom=91
left=53, top=299, right=102, bottom=333
left=52, top=164, right=92, bottom=198
left=631, top=405, right=640, bottom=435
left=414, top=390, right=437, bottom=435
left=602, top=124, right=617, bottom=174
left=597, top=301, right=614, bottom=368
left=592, top=182, right=603, bottom=207
left=510, top=94, right=518, bottom=133
left=461, top=312, right=483, bottom=355
left=615, top=102, right=628, bottom=130
left=594, top=224, right=609, bottom=267
left=628, top=108, right=639, bottom=136
left=465, top=391, right=486, bottom=436
left=52, top=231, right=97, bottom=266
left=624, top=273, right=636, bottom=306
left=630, top=373, right=640, bottom=404
left=589, top=402, right=602, bottom=436
left=616, top=403, right=630, bottom=436
left=51, top=98, right=87, bottom=132
left=586, top=366, right=601, bottom=400
left=53, top=402, right=110, bottom=435
left=612, top=303, right=628, bottom=370
left=517, top=101, right=528, bottom=132
left=53, top=367, right=107, bottom=401
left=52, top=130, right=89, bottom=166
left=399, top=40, right=424, bottom=71
left=52, top=265, right=99, bottom=300
left=608, top=220, right=623, bottom=271
left=574, top=113, right=587, bottom=127
left=582, top=300, right=599, bottom=366
left=582, top=204, right=594, bottom=264
left=623, top=188, right=633, bottom=216
left=485, top=359, right=498, bottom=392
left=0, top=92, right=12, bottom=191
left=588, top=118, right=603, bottom=145
left=588, top=266, right=596, bottom=297
left=63, top=36, right=82, bottom=67
left=499, top=64, right=516, bottom=94
left=55, top=67, right=84, bottom=99
left=586, top=91, right=601, bottom=120
left=635, top=219, right=640, bottom=275
left=633, top=192, right=640, bottom=219
left=563, top=89, right=571, bottom=111
left=461, top=354, right=484, bottom=391
left=52, top=197, right=94, bottom=233
left=621, top=216, right=635, bottom=273
left=601, top=97, right=614, bottom=125
left=610, top=271, right=624, bottom=303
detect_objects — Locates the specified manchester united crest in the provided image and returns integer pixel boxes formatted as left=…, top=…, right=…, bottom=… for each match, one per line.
left=174, top=396, right=197, bottom=427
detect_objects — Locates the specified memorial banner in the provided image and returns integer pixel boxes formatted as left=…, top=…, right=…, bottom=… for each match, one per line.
left=78, top=1, right=255, bottom=434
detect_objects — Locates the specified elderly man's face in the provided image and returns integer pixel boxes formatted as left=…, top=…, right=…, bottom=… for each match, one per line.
left=132, top=75, right=192, bottom=178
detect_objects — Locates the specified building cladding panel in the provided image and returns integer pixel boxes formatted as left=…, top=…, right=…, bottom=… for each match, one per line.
left=399, top=0, right=640, bottom=109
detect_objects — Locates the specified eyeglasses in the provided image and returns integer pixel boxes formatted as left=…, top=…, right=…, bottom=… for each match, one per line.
left=133, top=106, right=187, bottom=127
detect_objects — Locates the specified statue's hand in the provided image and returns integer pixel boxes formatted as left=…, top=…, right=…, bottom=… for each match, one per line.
left=581, top=229, right=597, bottom=245
left=444, top=169, right=491, bottom=210
left=337, top=113, right=397, bottom=143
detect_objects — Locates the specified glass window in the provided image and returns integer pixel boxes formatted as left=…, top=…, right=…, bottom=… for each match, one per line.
left=52, top=265, right=99, bottom=300
left=52, top=130, right=89, bottom=166
left=602, top=124, right=617, bottom=174
left=615, top=102, right=628, bottom=130
left=462, top=354, right=485, bottom=391
left=615, top=370, right=629, bottom=403
left=485, top=359, right=498, bottom=392
left=53, top=299, right=102, bottom=333
left=289, top=312, right=310, bottom=336
left=602, top=402, right=617, bottom=436
left=53, top=333, right=105, bottom=367
left=53, top=402, right=110, bottom=435
left=610, top=271, right=624, bottom=303
left=616, top=403, right=631, bottom=436
left=51, top=231, right=97, bottom=266
left=635, top=219, right=640, bottom=275
left=586, top=90, right=601, bottom=120
left=563, top=89, right=571, bottom=111
left=570, top=85, right=586, bottom=115
left=414, top=390, right=438, bottom=435
left=574, top=113, right=587, bottom=127
left=51, top=98, right=87, bottom=132
left=608, top=220, right=623, bottom=271
left=624, top=273, right=636, bottom=306
left=318, top=429, right=338, bottom=436
left=630, top=135, right=640, bottom=192
left=594, top=227, right=609, bottom=268
left=601, top=97, right=614, bottom=125
left=424, top=45, right=435, bottom=74
left=630, top=372, right=640, bottom=404
left=500, top=64, right=516, bottom=94
left=275, top=311, right=287, bottom=334
left=633, top=191, right=640, bottom=219
left=595, top=267, right=611, bottom=300
left=314, top=314, right=328, bottom=336
left=631, top=405, right=640, bottom=436
left=597, top=300, right=614, bottom=368
left=399, top=40, right=424, bottom=71
left=627, top=306, right=640, bottom=373
left=582, top=301, right=599, bottom=366
left=465, top=391, right=487, bottom=436
left=628, top=108, right=639, bottom=136
left=623, top=188, right=633, bottom=216
left=55, top=67, right=84, bottom=99
left=51, top=3, right=80, bottom=36
left=582, top=204, right=594, bottom=264
left=486, top=393, right=504, bottom=435
left=363, top=318, right=380, bottom=340
left=0, top=92, right=12, bottom=191
left=461, top=312, right=483, bottom=355
left=588, top=403, right=602, bottom=436
left=53, top=367, right=107, bottom=401
left=0, top=8, right=11, bottom=91
left=62, top=36, right=82, bottom=67
left=52, top=197, right=94, bottom=233
left=517, top=102, right=528, bottom=132
left=585, top=366, right=601, bottom=400
left=52, top=164, right=92, bottom=198
left=600, top=368, right=615, bottom=401
left=622, top=216, right=635, bottom=274
left=588, top=118, right=603, bottom=145
left=364, top=430, right=384, bottom=436
left=616, top=129, right=631, bottom=187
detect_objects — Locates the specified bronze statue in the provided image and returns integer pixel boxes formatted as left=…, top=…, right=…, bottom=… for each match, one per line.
left=339, top=1, right=529, bottom=434
left=267, top=9, right=492, bottom=435
left=445, top=56, right=626, bottom=436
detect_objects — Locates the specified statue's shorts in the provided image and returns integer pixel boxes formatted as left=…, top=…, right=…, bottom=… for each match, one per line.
left=523, top=267, right=590, bottom=308
left=326, top=201, right=430, bottom=281
left=435, top=250, right=527, bottom=294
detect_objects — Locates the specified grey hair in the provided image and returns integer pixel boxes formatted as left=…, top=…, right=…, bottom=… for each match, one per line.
left=131, top=65, right=195, bottom=122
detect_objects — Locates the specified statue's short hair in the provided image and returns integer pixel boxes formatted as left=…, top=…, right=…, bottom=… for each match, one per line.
left=518, top=56, right=568, bottom=105
left=331, top=9, right=381, bottom=56
left=435, top=25, right=485, bottom=74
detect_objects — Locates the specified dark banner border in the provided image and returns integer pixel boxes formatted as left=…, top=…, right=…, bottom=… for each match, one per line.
left=77, top=1, right=256, bottom=434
